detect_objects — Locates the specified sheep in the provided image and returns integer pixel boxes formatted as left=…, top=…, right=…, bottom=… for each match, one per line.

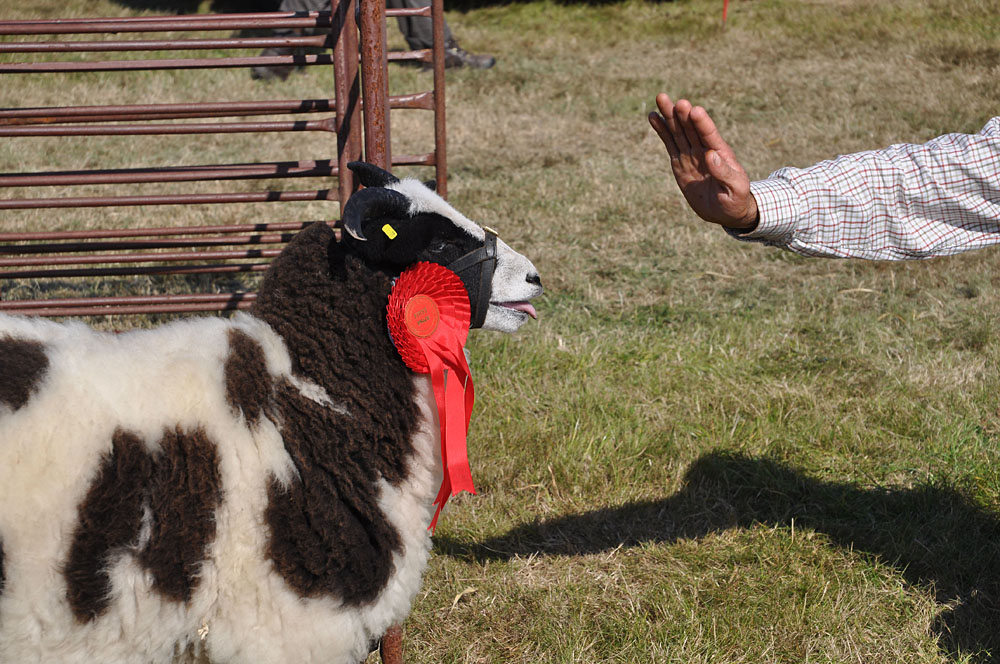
left=0, top=161, right=543, bottom=664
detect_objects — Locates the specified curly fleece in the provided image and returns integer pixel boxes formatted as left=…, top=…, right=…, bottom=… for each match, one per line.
left=252, top=222, right=416, bottom=605
left=64, top=427, right=222, bottom=622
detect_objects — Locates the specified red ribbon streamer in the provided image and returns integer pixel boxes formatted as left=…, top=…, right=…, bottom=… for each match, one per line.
left=387, top=262, right=477, bottom=532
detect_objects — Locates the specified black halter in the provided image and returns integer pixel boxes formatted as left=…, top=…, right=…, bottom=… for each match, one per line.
left=446, top=227, right=498, bottom=329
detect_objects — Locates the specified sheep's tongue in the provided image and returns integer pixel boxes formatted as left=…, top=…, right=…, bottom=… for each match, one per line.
left=501, top=301, right=537, bottom=319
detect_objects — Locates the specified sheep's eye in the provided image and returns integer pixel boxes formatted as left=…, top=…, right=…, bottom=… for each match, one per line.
left=429, top=240, right=450, bottom=253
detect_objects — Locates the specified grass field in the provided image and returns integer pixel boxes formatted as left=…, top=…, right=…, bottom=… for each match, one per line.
left=2, top=0, right=999, bottom=661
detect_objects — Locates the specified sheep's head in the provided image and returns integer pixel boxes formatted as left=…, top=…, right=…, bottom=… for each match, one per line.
left=340, top=162, right=542, bottom=333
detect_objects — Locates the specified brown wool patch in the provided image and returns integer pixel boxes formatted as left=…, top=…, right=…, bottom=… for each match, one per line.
left=0, top=336, right=49, bottom=411
left=224, top=329, right=273, bottom=427
left=252, top=222, right=417, bottom=487
left=65, top=429, right=152, bottom=623
left=140, top=427, right=222, bottom=603
left=65, top=427, right=223, bottom=621
left=265, top=385, right=402, bottom=606
left=251, top=223, right=426, bottom=605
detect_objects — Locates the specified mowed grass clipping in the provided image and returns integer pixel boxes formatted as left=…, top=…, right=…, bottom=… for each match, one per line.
left=2, top=0, right=1000, bottom=662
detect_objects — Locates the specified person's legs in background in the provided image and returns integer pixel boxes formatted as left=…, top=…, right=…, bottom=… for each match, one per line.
left=387, top=0, right=495, bottom=69
left=250, top=0, right=319, bottom=80
left=252, top=0, right=495, bottom=80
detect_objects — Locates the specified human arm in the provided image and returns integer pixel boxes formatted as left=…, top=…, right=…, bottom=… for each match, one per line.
left=649, top=92, right=1000, bottom=260
left=738, top=117, right=1000, bottom=259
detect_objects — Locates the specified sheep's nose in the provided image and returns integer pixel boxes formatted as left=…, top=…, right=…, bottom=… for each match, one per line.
left=526, top=273, right=542, bottom=288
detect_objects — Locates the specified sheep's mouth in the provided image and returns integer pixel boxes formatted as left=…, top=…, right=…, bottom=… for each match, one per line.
left=493, top=301, right=538, bottom=319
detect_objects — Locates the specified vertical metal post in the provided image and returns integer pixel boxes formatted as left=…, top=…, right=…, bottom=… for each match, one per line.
left=333, top=0, right=362, bottom=212
left=431, top=0, right=446, bottom=197
left=358, top=0, right=390, bottom=169
left=379, top=624, right=403, bottom=664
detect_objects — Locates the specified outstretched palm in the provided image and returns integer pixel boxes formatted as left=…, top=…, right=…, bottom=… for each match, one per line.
left=648, top=93, right=758, bottom=230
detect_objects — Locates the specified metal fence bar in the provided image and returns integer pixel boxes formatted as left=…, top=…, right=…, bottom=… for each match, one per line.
left=0, top=236, right=299, bottom=254
left=1, top=10, right=326, bottom=24
left=0, top=248, right=284, bottom=267
left=1, top=263, right=271, bottom=279
left=0, top=13, right=336, bottom=35
left=385, top=7, right=431, bottom=16
left=0, top=54, right=340, bottom=74
left=334, top=0, right=361, bottom=210
left=0, top=190, right=335, bottom=210
left=0, top=93, right=430, bottom=131
left=0, top=120, right=336, bottom=137
left=431, top=0, right=447, bottom=195
left=0, top=300, right=256, bottom=316
left=0, top=160, right=341, bottom=187
left=0, top=156, right=428, bottom=186
left=0, top=100, right=336, bottom=124
left=359, top=0, right=389, bottom=169
left=1, top=52, right=430, bottom=75
left=0, top=36, right=331, bottom=53
left=0, top=221, right=324, bottom=242
left=393, top=152, right=436, bottom=166
left=0, top=292, right=257, bottom=310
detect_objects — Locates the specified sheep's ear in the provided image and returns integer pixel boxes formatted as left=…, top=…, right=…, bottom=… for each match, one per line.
left=423, top=179, right=437, bottom=192
left=347, top=161, right=400, bottom=189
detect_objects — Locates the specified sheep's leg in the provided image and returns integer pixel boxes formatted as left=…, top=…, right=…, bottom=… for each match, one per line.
left=379, top=624, right=403, bottom=664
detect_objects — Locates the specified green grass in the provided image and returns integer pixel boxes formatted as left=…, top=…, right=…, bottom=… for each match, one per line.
left=2, top=0, right=1000, bottom=661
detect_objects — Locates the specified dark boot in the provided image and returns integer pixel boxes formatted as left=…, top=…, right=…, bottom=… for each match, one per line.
left=251, top=46, right=297, bottom=81
left=443, top=38, right=496, bottom=69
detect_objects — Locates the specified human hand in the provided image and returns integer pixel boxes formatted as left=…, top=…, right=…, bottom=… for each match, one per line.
left=648, top=93, right=758, bottom=230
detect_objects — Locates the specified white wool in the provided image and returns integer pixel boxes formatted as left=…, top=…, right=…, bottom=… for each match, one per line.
left=389, top=178, right=485, bottom=240
left=0, top=313, right=440, bottom=664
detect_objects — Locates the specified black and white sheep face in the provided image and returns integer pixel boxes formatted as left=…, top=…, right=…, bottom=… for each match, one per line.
left=341, top=163, right=543, bottom=334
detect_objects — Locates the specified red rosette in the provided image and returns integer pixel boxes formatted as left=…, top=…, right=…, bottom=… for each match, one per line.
left=387, top=262, right=471, bottom=372
left=386, top=262, right=477, bottom=532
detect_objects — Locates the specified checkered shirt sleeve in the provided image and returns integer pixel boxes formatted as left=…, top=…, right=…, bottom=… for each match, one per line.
left=733, top=117, right=1000, bottom=260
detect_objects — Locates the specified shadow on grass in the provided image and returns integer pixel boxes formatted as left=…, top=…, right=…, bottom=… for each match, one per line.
left=436, top=451, right=1000, bottom=661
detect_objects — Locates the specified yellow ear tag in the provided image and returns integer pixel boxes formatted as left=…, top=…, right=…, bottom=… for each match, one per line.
left=382, top=224, right=398, bottom=240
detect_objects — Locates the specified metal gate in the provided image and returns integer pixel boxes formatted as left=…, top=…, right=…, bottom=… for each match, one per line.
left=0, top=0, right=446, bottom=318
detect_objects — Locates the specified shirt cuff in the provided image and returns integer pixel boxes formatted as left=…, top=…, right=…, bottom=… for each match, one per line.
left=726, top=178, right=800, bottom=244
